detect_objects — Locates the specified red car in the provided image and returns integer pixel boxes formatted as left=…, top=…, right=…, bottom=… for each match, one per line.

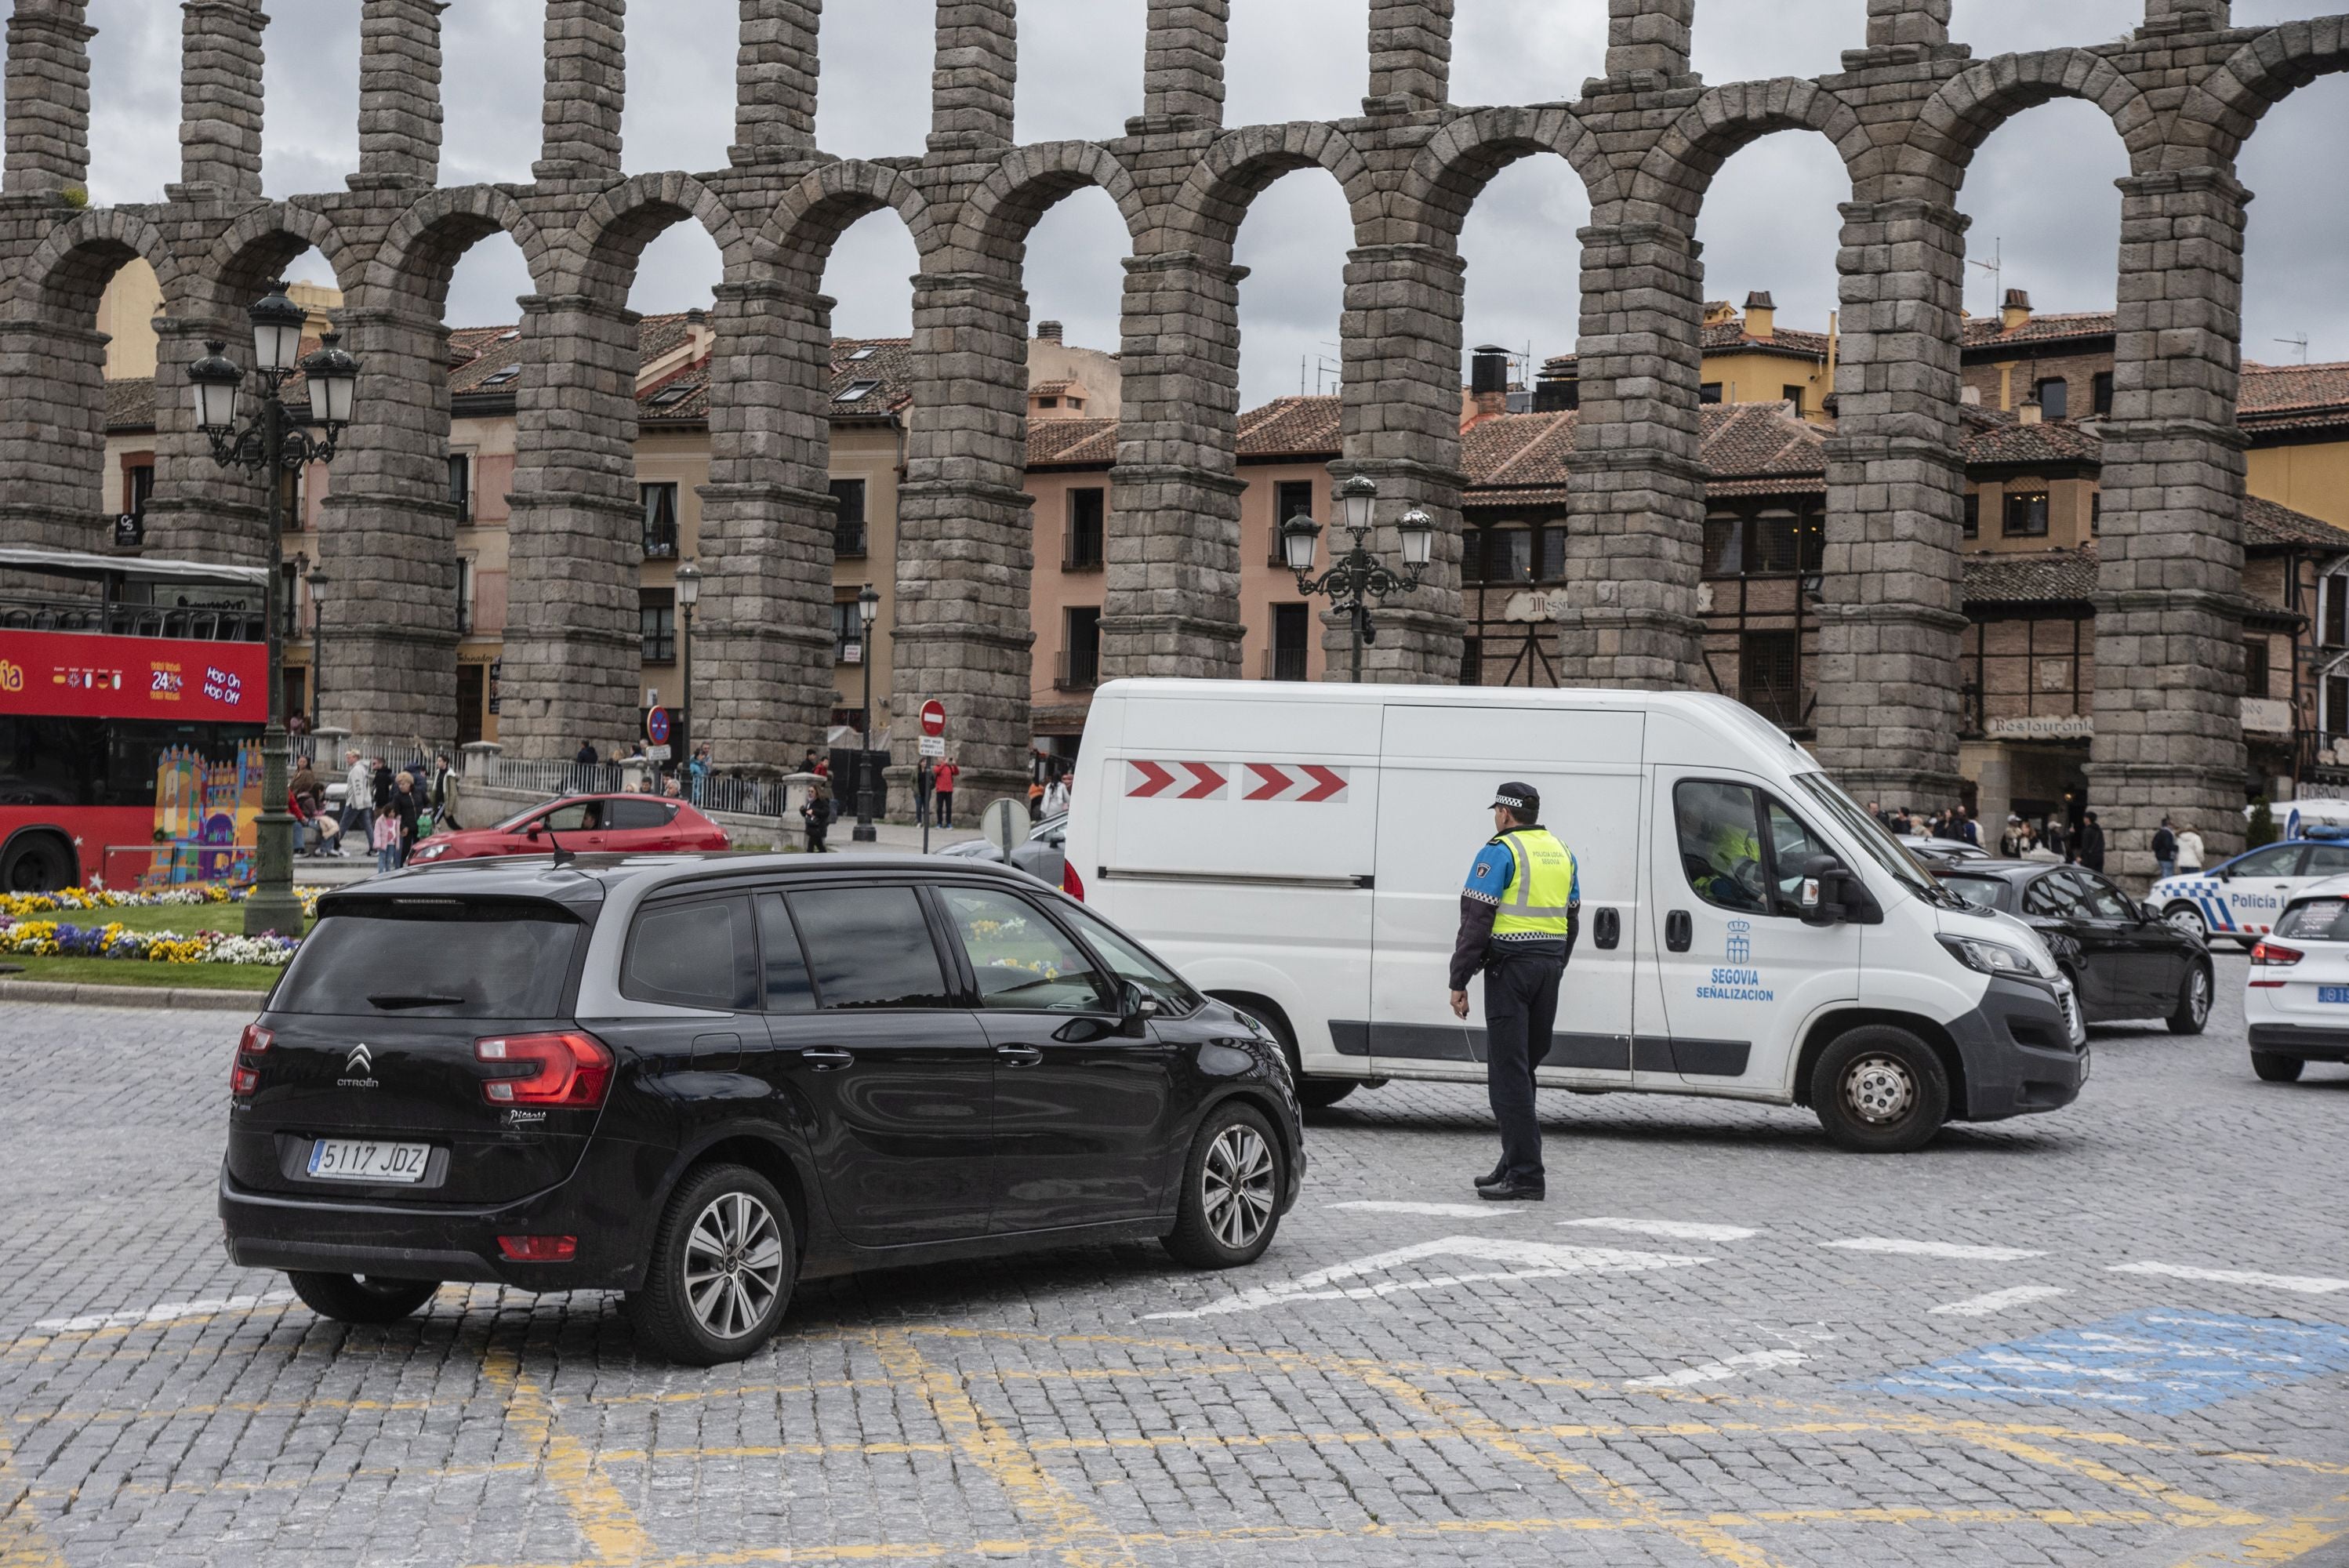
left=405, top=794, right=730, bottom=866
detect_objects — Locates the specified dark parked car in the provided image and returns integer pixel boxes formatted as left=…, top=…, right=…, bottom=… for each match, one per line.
left=1937, top=861, right=2213, bottom=1033
left=221, top=854, right=1304, bottom=1364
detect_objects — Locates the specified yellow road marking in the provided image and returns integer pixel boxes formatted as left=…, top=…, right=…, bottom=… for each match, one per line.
left=2169, top=1487, right=2349, bottom=1566
left=485, top=1348, right=656, bottom=1566
left=867, top=1330, right=1139, bottom=1568
left=0, top=1439, right=67, bottom=1568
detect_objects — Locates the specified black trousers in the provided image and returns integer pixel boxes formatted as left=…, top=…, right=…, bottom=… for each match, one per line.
left=1483, top=951, right=1565, bottom=1184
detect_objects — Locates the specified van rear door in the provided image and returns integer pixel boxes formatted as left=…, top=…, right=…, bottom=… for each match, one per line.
left=1370, top=704, right=1643, bottom=1085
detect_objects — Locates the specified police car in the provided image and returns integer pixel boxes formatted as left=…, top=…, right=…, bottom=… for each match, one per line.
left=2152, top=836, right=2349, bottom=946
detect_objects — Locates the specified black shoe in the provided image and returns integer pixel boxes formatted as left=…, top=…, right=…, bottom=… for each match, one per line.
left=1479, top=1180, right=1545, bottom=1202
left=1473, top=1165, right=1509, bottom=1189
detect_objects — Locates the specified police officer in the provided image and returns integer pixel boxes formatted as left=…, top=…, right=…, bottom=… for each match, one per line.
left=1448, top=783, right=1579, bottom=1202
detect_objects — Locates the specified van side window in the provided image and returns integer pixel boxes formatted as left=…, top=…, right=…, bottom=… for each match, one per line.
left=623, top=896, right=758, bottom=1011
left=755, top=893, right=816, bottom=1014
left=786, top=886, right=951, bottom=1010
left=1674, top=781, right=1770, bottom=913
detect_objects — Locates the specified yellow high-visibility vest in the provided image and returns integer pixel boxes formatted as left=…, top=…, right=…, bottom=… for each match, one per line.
left=1490, top=829, right=1577, bottom=938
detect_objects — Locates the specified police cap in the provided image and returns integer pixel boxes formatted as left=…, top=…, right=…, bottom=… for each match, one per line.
left=1490, top=782, right=1539, bottom=817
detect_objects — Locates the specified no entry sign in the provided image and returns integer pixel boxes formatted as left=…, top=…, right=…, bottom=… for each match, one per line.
left=920, top=699, right=946, bottom=738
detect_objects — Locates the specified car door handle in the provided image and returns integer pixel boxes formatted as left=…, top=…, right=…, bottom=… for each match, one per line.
left=1665, top=910, right=1692, bottom=953
left=996, top=1044, right=1044, bottom=1067
left=1593, top=908, right=1621, bottom=950
left=799, top=1047, right=854, bottom=1071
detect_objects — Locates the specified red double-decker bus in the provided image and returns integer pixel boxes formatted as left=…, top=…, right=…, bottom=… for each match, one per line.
left=0, top=547, right=270, bottom=890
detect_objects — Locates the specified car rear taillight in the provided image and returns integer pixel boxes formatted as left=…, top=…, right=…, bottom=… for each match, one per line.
left=496, top=1235, right=578, bottom=1262
left=475, top=1032, right=613, bottom=1107
left=2250, top=940, right=2304, bottom=967
left=1062, top=861, right=1085, bottom=902
left=231, top=1022, right=272, bottom=1095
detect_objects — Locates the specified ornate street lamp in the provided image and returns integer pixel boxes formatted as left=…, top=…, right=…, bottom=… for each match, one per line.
left=306, top=567, right=328, bottom=733
left=190, top=282, right=361, bottom=937
left=852, top=582, right=881, bottom=844
left=673, top=559, right=701, bottom=779
left=1280, top=475, right=1436, bottom=684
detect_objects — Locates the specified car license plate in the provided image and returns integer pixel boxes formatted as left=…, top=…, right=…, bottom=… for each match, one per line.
left=307, top=1138, right=431, bottom=1183
left=2319, top=987, right=2349, bottom=1005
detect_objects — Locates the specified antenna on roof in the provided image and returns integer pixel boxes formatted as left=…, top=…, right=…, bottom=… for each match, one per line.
left=1967, top=238, right=2002, bottom=317
left=2276, top=335, right=2311, bottom=364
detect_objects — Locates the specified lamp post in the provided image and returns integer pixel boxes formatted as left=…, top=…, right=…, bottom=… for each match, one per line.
left=1279, top=474, right=1436, bottom=684
left=188, top=281, right=361, bottom=938
left=306, top=567, right=328, bottom=734
left=852, top=582, right=880, bottom=843
left=673, top=560, right=700, bottom=779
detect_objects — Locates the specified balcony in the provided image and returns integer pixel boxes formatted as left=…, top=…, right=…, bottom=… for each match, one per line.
left=1262, top=646, right=1309, bottom=682
left=833, top=521, right=866, bottom=557
left=642, top=530, right=678, bottom=561
left=1055, top=644, right=1099, bottom=691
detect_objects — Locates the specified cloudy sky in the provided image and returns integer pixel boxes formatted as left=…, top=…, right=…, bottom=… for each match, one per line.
left=56, top=0, right=2349, bottom=408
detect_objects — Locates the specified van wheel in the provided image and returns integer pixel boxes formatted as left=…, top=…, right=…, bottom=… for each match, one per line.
left=2162, top=902, right=2209, bottom=943
left=628, top=1163, right=796, bottom=1367
left=286, top=1272, right=439, bottom=1324
left=1810, top=1026, right=1948, bottom=1154
left=2166, top=963, right=2213, bottom=1036
left=1164, top=1103, right=1285, bottom=1269
left=2251, top=1051, right=2304, bottom=1083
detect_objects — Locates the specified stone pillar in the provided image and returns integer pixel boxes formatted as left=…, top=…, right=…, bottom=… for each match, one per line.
left=0, top=317, right=107, bottom=551
left=1552, top=220, right=1706, bottom=690
left=1333, top=241, right=1467, bottom=684
left=499, top=292, right=644, bottom=753
left=931, top=0, right=1015, bottom=153
left=732, top=0, right=821, bottom=165
left=2093, top=168, right=2254, bottom=880
left=1102, top=252, right=1247, bottom=683
left=4, top=0, right=94, bottom=198
left=1365, top=0, right=1450, bottom=116
left=145, top=313, right=270, bottom=566
left=536, top=0, right=626, bottom=183
left=2141, top=0, right=2230, bottom=34
left=355, top=0, right=445, bottom=190
left=311, top=302, right=459, bottom=739
left=892, top=268, right=1035, bottom=801
left=1865, top=0, right=1951, bottom=48
left=695, top=279, right=837, bottom=765
left=1606, top=0, right=1694, bottom=84
left=177, top=0, right=265, bottom=200
left=1813, top=198, right=1970, bottom=807
left=1142, top=0, right=1227, bottom=129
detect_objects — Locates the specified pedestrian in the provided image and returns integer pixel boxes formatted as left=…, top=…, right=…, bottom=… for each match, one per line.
left=803, top=776, right=832, bottom=853
left=2044, top=818, right=2068, bottom=861
left=371, top=757, right=394, bottom=817
left=1029, top=775, right=1046, bottom=822
left=2177, top=822, right=2206, bottom=874
left=688, top=744, right=710, bottom=807
left=1448, top=782, right=1578, bottom=1203
left=1044, top=771, right=1071, bottom=817
left=573, top=739, right=598, bottom=791
left=2152, top=817, right=2179, bottom=880
left=1867, top=800, right=1883, bottom=827
left=289, top=756, right=322, bottom=855
left=2078, top=811, right=2106, bottom=872
left=340, top=748, right=370, bottom=853
left=430, top=752, right=460, bottom=833
left=1960, top=808, right=1980, bottom=848
left=932, top=756, right=959, bottom=829
left=370, top=801, right=401, bottom=873
left=916, top=757, right=935, bottom=822
left=391, top=771, right=422, bottom=866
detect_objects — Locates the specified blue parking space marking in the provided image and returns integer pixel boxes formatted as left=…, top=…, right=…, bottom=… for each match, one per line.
left=1869, top=1310, right=2349, bottom=1416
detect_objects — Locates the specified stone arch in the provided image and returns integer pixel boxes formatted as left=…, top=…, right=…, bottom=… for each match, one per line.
left=943, top=141, right=1149, bottom=267
left=1397, top=106, right=1617, bottom=252
left=201, top=201, right=361, bottom=313
left=364, top=185, right=558, bottom=310
left=16, top=208, right=189, bottom=325
left=1628, top=78, right=1868, bottom=220
left=1910, top=49, right=2163, bottom=188
left=757, top=159, right=939, bottom=292
left=1170, top=122, right=1381, bottom=263
left=2175, top=19, right=2349, bottom=166
left=569, top=170, right=754, bottom=300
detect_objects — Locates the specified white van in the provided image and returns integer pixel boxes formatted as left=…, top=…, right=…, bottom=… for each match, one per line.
left=1066, top=681, right=2089, bottom=1152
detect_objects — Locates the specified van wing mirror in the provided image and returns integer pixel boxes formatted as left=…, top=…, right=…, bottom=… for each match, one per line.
left=1800, top=855, right=1853, bottom=927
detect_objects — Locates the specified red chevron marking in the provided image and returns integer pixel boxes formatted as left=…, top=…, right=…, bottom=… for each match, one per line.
left=1178, top=762, right=1228, bottom=800
left=1127, top=760, right=1176, bottom=799
left=1298, top=764, right=1349, bottom=804
left=1245, top=764, right=1294, bottom=801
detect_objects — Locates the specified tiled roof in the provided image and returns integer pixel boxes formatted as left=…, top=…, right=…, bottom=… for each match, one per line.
left=1964, top=548, right=2098, bottom=605
left=2246, top=494, right=2349, bottom=553
left=822, top=338, right=917, bottom=419
left=106, top=376, right=155, bottom=434
left=1960, top=407, right=2104, bottom=466
left=1236, top=396, right=1342, bottom=459
left=2240, top=360, right=2349, bottom=434
left=1701, top=318, right=1831, bottom=361
left=1961, top=310, right=2115, bottom=351
left=1026, top=417, right=1118, bottom=466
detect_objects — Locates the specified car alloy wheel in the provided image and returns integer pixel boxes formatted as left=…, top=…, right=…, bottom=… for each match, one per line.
left=1200, top=1123, right=1276, bottom=1251
left=682, top=1191, right=786, bottom=1341
left=1842, top=1054, right=1917, bottom=1126
left=2190, top=967, right=2211, bottom=1025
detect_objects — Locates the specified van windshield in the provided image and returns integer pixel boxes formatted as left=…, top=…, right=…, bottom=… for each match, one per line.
left=1792, top=772, right=1949, bottom=905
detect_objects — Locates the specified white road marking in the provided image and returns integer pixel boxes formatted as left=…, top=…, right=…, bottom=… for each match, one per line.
left=1824, top=1237, right=2047, bottom=1261
left=1144, top=1236, right=1712, bottom=1321
left=1562, top=1218, right=1759, bottom=1243
left=1327, top=1200, right=1524, bottom=1220
left=1627, top=1351, right=1808, bottom=1388
left=2108, top=1261, right=2349, bottom=1295
left=1930, top=1285, right=2070, bottom=1317
left=34, top=1290, right=297, bottom=1333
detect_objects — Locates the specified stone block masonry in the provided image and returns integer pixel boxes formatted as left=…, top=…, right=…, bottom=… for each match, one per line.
left=0, top=0, right=2332, bottom=867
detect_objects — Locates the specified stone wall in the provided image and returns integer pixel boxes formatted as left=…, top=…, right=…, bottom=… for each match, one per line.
left=1, top=0, right=2340, bottom=871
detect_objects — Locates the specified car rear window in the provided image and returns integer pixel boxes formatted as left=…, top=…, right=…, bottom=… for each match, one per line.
left=2277, top=898, right=2349, bottom=941
left=274, top=901, right=583, bottom=1018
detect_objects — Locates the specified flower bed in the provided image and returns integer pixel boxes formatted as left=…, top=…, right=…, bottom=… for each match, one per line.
left=0, top=885, right=322, bottom=921
left=0, top=886, right=322, bottom=967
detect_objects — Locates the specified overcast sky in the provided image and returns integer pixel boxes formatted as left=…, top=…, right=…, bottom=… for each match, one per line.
left=54, top=0, right=2349, bottom=408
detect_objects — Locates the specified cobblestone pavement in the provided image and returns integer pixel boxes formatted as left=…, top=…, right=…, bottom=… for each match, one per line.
left=4, top=954, right=2347, bottom=1567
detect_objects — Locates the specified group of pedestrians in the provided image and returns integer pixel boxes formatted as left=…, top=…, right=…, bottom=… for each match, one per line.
left=2151, top=818, right=2208, bottom=881
left=289, top=747, right=458, bottom=871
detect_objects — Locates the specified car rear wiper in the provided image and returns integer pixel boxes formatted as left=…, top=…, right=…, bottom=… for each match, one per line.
left=366, top=993, right=466, bottom=1009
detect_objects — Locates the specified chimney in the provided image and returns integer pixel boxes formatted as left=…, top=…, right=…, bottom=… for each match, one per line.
left=2017, top=397, right=2043, bottom=426
left=2002, top=289, right=2033, bottom=332
left=1533, top=359, right=1580, bottom=413
left=1036, top=320, right=1063, bottom=343
left=1469, top=344, right=1512, bottom=423
left=1744, top=291, right=1776, bottom=339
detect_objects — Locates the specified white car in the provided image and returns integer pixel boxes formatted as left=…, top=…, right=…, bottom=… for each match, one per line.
left=2151, top=838, right=2349, bottom=946
left=2243, top=875, right=2349, bottom=1083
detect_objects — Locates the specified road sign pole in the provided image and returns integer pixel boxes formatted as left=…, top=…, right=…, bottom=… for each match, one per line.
left=918, top=699, right=946, bottom=855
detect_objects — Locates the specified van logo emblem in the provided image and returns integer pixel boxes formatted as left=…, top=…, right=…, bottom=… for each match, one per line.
left=338, top=1043, right=379, bottom=1089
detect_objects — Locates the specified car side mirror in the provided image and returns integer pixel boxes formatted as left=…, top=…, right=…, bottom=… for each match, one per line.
left=1119, top=981, right=1161, bottom=1036
left=525, top=825, right=541, bottom=839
